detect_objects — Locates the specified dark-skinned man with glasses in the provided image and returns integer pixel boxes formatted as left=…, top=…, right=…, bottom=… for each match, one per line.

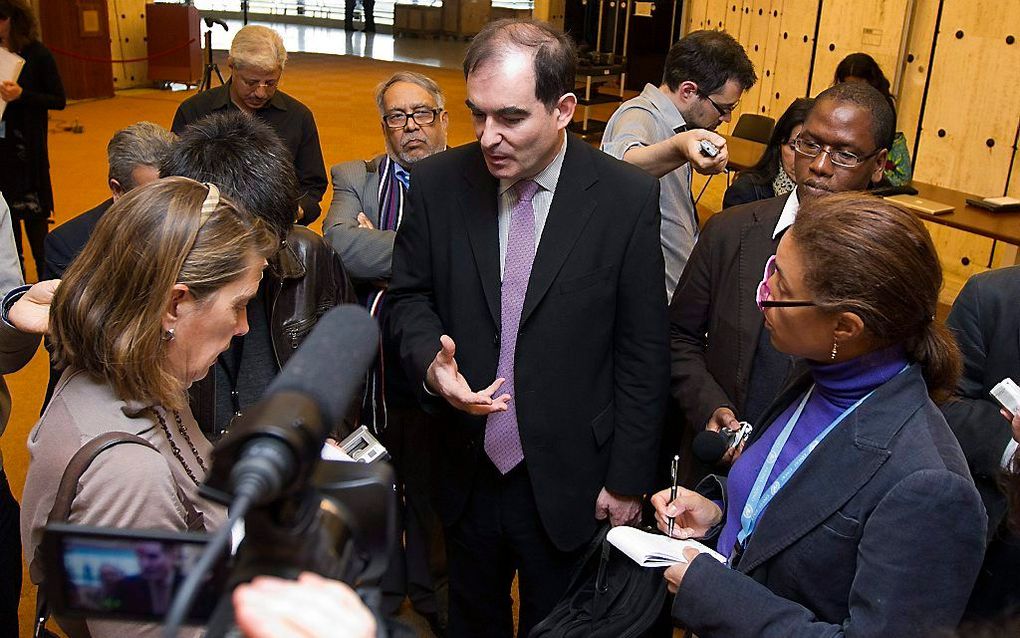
left=603, top=30, right=756, bottom=302
left=322, top=70, right=449, bottom=634
left=669, top=81, right=894, bottom=486
left=172, top=25, right=328, bottom=225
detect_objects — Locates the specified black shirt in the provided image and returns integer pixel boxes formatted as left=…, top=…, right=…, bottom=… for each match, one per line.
left=170, top=81, right=328, bottom=224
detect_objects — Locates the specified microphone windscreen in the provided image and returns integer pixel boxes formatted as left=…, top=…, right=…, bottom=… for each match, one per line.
left=692, top=430, right=729, bottom=464
left=265, top=304, right=379, bottom=429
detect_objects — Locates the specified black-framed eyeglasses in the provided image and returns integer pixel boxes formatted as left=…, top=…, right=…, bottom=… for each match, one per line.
left=756, top=255, right=817, bottom=310
left=383, top=109, right=442, bottom=129
left=698, top=91, right=739, bottom=117
left=792, top=137, right=881, bottom=169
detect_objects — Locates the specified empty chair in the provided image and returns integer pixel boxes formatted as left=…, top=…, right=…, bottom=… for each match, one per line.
left=731, top=113, right=775, bottom=144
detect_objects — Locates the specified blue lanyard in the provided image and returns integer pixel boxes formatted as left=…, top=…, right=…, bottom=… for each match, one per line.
left=736, top=366, right=907, bottom=546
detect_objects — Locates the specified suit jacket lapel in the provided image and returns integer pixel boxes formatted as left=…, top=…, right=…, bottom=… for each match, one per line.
left=736, top=367, right=923, bottom=574
left=734, top=194, right=787, bottom=408
left=520, top=134, right=598, bottom=326
left=458, top=148, right=501, bottom=326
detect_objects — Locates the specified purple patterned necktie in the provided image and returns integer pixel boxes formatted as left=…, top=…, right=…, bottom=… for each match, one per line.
left=485, top=179, right=541, bottom=474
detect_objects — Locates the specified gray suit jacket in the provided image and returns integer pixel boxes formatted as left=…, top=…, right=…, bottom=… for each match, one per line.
left=322, top=155, right=396, bottom=283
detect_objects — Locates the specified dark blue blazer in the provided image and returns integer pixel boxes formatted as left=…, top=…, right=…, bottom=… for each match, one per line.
left=672, top=365, right=986, bottom=637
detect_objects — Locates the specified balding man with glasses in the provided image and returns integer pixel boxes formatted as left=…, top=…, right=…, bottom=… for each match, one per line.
left=668, top=82, right=894, bottom=485
left=322, top=70, right=449, bottom=633
left=602, top=30, right=756, bottom=301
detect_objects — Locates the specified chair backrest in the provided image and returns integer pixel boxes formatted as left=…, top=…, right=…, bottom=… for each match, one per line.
left=731, top=114, right=776, bottom=145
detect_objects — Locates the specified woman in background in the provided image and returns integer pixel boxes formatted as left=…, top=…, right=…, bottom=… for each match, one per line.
left=0, top=0, right=65, bottom=281
left=721, top=98, right=813, bottom=209
left=834, top=52, right=912, bottom=187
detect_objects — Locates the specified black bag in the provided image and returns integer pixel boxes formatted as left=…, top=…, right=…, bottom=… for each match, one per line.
left=529, top=524, right=668, bottom=638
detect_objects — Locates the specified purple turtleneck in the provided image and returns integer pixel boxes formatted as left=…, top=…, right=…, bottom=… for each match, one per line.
left=716, top=344, right=910, bottom=559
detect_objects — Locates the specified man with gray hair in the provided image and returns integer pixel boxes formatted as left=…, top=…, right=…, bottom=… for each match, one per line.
left=323, top=70, right=449, bottom=631
left=171, top=24, right=328, bottom=224
left=43, top=121, right=175, bottom=280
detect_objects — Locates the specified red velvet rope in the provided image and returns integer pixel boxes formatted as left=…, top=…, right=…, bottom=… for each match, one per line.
left=47, top=38, right=197, bottom=64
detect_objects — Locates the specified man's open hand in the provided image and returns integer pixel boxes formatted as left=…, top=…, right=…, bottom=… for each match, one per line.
left=426, top=334, right=511, bottom=415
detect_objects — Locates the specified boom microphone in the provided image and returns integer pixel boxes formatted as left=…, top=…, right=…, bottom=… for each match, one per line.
left=201, top=304, right=379, bottom=507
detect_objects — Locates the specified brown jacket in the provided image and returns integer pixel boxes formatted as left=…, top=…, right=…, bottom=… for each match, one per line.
left=21, top=369, right=226, bottom=638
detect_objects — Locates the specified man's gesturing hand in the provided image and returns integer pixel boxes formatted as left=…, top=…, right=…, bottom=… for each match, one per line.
left=426, top=334, right=511, bottom=415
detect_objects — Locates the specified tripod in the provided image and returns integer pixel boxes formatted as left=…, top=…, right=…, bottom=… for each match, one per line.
left=199, top=18, right=229, bottom=92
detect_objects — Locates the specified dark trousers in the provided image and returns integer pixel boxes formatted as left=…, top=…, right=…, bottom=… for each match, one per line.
left=379, top=406, right=447, bottom=617
left=344, top=0, right=375, bottom=31
left=12, top=216, right=47, bottom=282
left=0, top=469, right=22, bottom=637
left=446, top=461, right=583, bottom=638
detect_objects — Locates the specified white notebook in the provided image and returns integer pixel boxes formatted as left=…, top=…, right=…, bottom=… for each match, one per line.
left=607, top=526, right=726, bottom=567
left=0, top=47, right=26, bottom=120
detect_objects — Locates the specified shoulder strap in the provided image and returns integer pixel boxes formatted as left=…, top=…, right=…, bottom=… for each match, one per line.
left=36, top=432, right=205, bottom=638
left=47, top=431, right=204, bottom=529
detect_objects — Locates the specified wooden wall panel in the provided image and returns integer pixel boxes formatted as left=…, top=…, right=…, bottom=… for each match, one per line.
left=739, top=0, right=772, bottom=110
left=913, top=0, right=1020, bottom=196
left=896, top=0, right=938, bottom=157
left=109, top=0, right=149, bottom=89
left=764, top=0, right=817, bottom=116
left=809, top=0, right=911, bottom=96
left=912, top=0, right=1020, bottom=299
left=686, top=0, right=711, bottom=30
left=753, top=0, right=784, bottom=118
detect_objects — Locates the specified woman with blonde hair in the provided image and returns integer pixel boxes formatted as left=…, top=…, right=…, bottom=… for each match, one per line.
left=20, top=176, right=277, bottom=637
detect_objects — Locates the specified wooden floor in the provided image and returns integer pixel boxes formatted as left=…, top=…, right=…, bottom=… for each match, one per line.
left=5, top=48, right=728, bottom=636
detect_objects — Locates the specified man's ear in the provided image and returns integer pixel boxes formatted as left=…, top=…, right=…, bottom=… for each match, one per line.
left=109, top=179, right=125, bottom=200
left=163, top=283, right=191, bottom=333
left=676, top=80, right=700, bottom=102
left=554, top=92, right=577, bottom=129
left=869, top=148, right=889, bottom=185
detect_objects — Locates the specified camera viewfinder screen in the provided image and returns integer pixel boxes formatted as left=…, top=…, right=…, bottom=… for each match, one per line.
left=58, top=535, right=220, bottom=620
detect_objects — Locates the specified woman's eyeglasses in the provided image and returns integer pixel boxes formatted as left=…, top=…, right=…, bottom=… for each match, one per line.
left=756, top=255, right=817, bottom=310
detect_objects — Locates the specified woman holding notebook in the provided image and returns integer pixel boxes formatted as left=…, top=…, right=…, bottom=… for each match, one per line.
left=651, top=193, right=986, bottom=637
left=0, top=0, right=64, bottom=281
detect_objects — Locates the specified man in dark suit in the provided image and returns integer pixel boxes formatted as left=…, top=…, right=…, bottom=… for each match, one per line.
left=387, top=19, right=669, bottom=637
left=323, top=70, right=450, bottom=629
left=43, top=122, right=175, bottom=281
left=944, top=266, right=1020, bottom=619
left=669, top=82, right=892, bottom=480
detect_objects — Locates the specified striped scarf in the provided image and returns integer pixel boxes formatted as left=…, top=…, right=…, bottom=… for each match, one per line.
left=362, top=156, right=407, bottom=433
